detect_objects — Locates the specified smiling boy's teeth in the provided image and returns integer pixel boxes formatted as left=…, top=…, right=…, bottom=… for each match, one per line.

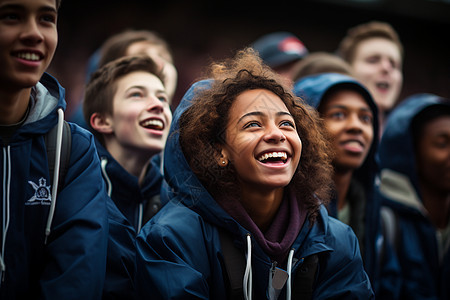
left=17, top=53, right=40, bottom=61
left=141, top=119, right=163, bottom=129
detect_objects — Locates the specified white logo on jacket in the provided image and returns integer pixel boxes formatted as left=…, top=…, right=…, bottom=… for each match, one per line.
left=26, top=177, right=51, bottom=205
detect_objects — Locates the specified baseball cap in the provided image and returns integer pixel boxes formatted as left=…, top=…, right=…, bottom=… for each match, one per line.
left=252, top=32, right=309, bottom=68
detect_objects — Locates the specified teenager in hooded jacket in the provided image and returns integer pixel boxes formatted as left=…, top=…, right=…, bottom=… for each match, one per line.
left=293, top=71, right=379, bottom=258
left=375, top=93, right=450, bottom=299
left=83, top=55, right=173, bottom=298
left=135, top=48, right=373, bottom=299
left=0, top=0, right=108, bottom=298
left=293, top=72, right=401, bottom=297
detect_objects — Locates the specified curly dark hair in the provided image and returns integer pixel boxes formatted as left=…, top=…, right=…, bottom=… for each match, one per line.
left=179, top=48, right=334, bottom=223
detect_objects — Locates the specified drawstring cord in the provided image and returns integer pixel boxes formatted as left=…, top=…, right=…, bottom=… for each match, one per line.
left=241, top=235, right=295, bottom=300
left=101, top=157, right=144, bottom=233
left=243, top=234, right=252, bottom=300
left=286, top=249, right=295, bottom=300
left=137, top=203, right=143, bottom=233
left=1, top=146, right=11, bottom=282
left=44, top=108, right=64, bottom=244
left=100, top=157, right=112, bottom=197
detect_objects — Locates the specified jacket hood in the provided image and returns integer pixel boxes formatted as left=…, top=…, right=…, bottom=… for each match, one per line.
left=163, top=80, right=243, bottom=232
left=378, top=93, right=450, bottom=206
left=293, top=72, right=379, bottom=194
left=96, top=140, right=162, bottom=202
left=14, top=73, right=66, bottom=139
left=163, top=80, right=335, bottom=252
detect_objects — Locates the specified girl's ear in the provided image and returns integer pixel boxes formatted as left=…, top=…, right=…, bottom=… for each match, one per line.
left=90, top=113, right=113, bottom=134
left=216, top=146, right=229, bottom=167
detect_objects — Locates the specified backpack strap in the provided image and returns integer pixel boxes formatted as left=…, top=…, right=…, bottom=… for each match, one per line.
left=218, top=228, right=245, bottom=300
left=378, top=206, right=400, bottom=264
left=380, top=206, right=399, bottom=250
left=291, top=254, right=319, bottom=300
left=45, top=120, right=71, bottom=193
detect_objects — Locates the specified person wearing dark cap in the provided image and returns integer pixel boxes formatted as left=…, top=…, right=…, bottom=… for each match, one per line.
left=252, top=31, right=309, bottom=82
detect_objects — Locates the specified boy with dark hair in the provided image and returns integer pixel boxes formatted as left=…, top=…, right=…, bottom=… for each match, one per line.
left=0, top=0, right=108, bottom=298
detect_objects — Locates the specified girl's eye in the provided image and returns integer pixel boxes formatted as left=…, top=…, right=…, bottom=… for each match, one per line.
left=280, top=120, right=295, bottom=128
left=243, top=122, right=260, bottom=129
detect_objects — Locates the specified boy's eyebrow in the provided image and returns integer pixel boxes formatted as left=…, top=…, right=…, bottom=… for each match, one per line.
left=237, top=111, right=293, bottom=124
left=0, top=3, right=57, bottom=13
left=41, top=6, right=58, bottom=13
left=126, top=85, right=166, bottom=94
left=0, top=4, right=22, bottom=10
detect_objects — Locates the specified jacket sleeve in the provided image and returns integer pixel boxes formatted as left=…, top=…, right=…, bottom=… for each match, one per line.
left=40, top=125, right=109, bottom=300
left=103, top=196, right=137, bottom=299
left=135, top=209, right=213, bottom=300
left=313, top=219, right=375, bottom=299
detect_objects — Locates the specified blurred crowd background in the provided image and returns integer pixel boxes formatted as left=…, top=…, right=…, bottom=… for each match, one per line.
left=48, top=0, right=450, bottom=117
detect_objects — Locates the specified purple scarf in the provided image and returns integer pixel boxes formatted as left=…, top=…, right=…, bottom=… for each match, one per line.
left=217, top=189, right=307, bottom=264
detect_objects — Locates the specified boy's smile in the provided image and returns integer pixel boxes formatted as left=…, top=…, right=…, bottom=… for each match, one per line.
left=0, top=0, right=58, bottom=90
left=107, top=71, right=172, bottom=159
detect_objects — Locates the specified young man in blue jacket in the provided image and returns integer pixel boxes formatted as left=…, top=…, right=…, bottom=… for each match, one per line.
left=83, top=55, right=172, bottom=233
left=0, top=0, right=109, bottom=298
left=82, top=55, right=172, bottom=298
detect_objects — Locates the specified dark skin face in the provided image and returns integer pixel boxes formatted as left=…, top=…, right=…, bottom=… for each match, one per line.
left=415, top=114, right=450, bottom=228
left=415, top=114, right=450, bottom=194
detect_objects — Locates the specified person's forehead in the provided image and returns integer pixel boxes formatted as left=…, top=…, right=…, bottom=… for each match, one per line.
left=116, top=71, right=164, bottom=90
left=0, top=0, right=57, bottom=8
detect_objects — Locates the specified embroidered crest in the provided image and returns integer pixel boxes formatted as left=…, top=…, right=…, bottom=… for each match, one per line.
left=26, top=177, right=52, bottom=205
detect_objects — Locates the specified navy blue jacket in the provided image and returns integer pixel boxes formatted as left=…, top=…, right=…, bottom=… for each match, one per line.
left=293, top=73, right=381, bottom=282
left=103, top=195, right=136, bottom=300
left=375, top=94, right=450, bottom=299
left=135, top=80, right=374, bottom=299
left=0, top=73, right=108, bottom=299
left=95, top=139, right=164, bottom=299
left=96, top=141, right=163, bottom=232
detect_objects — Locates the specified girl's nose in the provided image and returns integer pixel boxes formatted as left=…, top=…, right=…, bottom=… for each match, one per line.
left=263, top=124, right=286, bottom=143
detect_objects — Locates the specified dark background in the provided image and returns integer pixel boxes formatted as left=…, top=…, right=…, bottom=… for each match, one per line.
left=49, top=0, right=450, bottom=117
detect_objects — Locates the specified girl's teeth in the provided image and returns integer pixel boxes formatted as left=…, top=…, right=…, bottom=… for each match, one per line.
left=258, top=152, right=287, bottom=162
